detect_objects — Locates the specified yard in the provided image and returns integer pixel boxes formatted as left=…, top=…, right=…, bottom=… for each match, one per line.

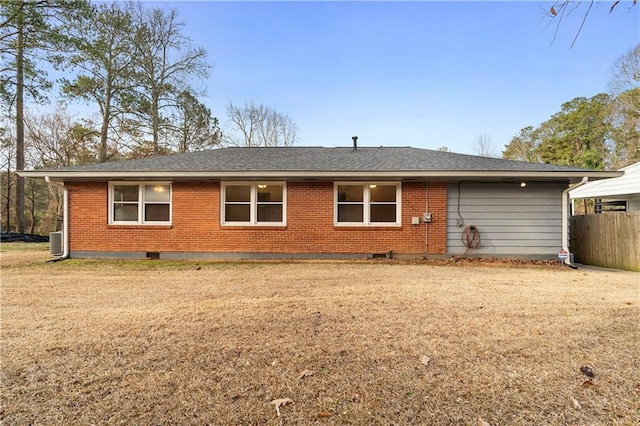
left=1, top=248, right=638, bottom=425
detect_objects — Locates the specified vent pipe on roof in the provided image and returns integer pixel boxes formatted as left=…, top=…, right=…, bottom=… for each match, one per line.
left=352, top=136, right=358, bottom=151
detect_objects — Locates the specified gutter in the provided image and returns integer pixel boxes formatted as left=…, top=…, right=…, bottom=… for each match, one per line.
left=561, top=177, right=588, bottom=268
left=20, top=169, right=624, bottom=182
left=44, top=176, right=69, bottom=260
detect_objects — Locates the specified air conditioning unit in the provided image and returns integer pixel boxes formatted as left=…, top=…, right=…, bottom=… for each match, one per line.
left=49, top=231, right=63, bottom=257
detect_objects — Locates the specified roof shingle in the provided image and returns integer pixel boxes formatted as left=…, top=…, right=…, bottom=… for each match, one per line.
left=36, top=146, right=593, bottom=173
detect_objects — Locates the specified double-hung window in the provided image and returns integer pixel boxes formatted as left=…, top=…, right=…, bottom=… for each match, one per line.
left=109, top=182, right=171, bottom=225
left=222, top=182, right=286, bottom=226
left=335, top=182, right=401, bottom=226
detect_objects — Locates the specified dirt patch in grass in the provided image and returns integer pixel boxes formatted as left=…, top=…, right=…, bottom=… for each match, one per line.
left=1, top=251, right=638, bottom=425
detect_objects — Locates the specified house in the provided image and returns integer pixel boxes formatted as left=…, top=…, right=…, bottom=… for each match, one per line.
left=19, top=145, right=621, bottom=260
left=569, top=161, right=640, bottom=213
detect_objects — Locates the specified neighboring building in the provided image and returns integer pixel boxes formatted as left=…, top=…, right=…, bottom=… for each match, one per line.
left=570, top=161, right=640, bottom=213
left=19, top=145, right=620, bottom=260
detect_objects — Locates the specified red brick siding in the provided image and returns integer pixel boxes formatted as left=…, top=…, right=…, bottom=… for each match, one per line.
left=67, top=181, right=448, bottom=255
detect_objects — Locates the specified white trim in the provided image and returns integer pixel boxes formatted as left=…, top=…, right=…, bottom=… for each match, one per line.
left=18, top=170, right=624, bottom=182
left=334, top=182, right=401, bottom=227
left=570, top=161, right=640, bottom=199
left=221, top=182, right=287, bottom=226
left=108, top=181, right=172, bottom=225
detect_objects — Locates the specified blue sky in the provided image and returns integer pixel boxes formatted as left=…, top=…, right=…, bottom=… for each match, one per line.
left=151, top=1, right=639, bottom=154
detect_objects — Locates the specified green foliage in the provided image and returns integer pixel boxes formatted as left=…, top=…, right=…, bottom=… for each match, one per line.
left=56, top=2, right=136, bottom=162
left=502, top=126, right=541, bottom=163
left=505, top=44, right=640, bottom=170
left=503, top=92, right=638, bottom=170
left=536, top=94, right=611, bottom=169
left=0, top=0, right=91, bottom=109
left=170, top=90, right=221, bottom=153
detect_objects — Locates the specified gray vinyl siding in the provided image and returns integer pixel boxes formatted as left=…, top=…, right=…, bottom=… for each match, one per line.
left=447, top=181, right=566, bottom=256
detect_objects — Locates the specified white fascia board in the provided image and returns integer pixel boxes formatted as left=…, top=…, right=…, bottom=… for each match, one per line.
left=19, top=169, right=623, bottom=181
left=570, top=177, right=640, bottom=198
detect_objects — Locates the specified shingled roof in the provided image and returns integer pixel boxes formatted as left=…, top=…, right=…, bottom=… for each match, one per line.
left=19, top=146, right=622, bottom=182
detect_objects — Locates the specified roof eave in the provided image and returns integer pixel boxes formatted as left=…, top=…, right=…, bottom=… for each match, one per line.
left=18, top=169, right=623, bottom=183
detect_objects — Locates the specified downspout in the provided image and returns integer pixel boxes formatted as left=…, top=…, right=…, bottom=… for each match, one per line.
left=45, top=176, right=69, bottom=260
left=562, top=177, right=588, bottom=267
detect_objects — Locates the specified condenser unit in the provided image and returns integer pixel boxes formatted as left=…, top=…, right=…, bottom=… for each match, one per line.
left=49, top=231, right=63, bottom=257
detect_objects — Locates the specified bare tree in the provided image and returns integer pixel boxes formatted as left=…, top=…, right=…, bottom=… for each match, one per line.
left=0, top=123, right=14, bottom=231
left=24, top=107, right=98, bottom=168
left=472, top=133, right=498, bottom=157
left=22, top=107, right=97, bottom=233
left=543, top=1, right=637, bottom=48
left=224, top=101, right=298, bottom=147
left=606, top=43, right=640, bottom=168
left=127, top=3, right=210, bottom=155
left=609, top=43, right=640, bottom=94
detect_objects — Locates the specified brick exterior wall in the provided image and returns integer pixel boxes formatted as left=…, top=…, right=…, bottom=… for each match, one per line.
left=66, top=181, right=448, bottom=257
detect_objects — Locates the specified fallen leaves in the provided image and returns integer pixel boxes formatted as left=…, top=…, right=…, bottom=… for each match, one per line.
left=270, top=398, right=293, bottom=417
left=298, top=369, right=314, bottom=379
left=570, top=396, right=582, bottom=410
left=582, top=380, right=595, bottom=388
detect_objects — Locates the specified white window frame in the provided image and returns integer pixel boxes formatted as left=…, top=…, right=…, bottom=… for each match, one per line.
left=334, top=182, right=401, bottom=226
left=221, top=182, right=287, bottom=226
left=108, top=182, right=172, bottom=225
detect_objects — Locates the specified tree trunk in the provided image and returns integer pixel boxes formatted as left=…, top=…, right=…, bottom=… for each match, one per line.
left=98, top=80, right=111, bottom=163
left=15, top=1, right=25, bottom=233
left=152, top=93, right=159, bottom=155
left=99, top=90, right=111, bottom=162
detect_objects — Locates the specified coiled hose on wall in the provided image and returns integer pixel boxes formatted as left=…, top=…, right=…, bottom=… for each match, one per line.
left=462, top=225, right=481, bottom=254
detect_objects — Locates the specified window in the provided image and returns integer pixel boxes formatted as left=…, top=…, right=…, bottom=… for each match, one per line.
left=335, top=183, right=400, bottom=226
left=222, top=182, right=286, bottom=225
left=109, top=182, right=171, bottom=225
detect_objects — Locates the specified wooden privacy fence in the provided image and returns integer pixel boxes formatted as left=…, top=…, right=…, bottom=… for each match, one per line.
left=570, top=212, right=640, bottom=272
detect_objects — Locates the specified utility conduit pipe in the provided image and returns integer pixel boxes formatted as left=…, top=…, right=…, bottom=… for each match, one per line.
left=562, top=177, right=588, bottom=267
left=45, top=176, right=69, bottom=260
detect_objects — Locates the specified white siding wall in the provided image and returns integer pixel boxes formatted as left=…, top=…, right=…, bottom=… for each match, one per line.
left=447, top=182, right=566, bottom=256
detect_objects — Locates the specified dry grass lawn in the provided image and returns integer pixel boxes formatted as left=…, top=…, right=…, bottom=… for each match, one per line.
left=1, top=249, right=639, bottom=425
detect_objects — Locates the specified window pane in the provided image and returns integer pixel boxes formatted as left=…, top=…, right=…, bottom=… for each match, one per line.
left=114, top=203, right=138, bottom=221
left=257, top=185, right=283, bottom=202
left=145, top=185, right=170, bottom=202
left=338, top=185, right=363, bottom=202
left=338, top=204, right=363, bottom=222
left=113, top=185, right=138, bottom=202
left=257, top=204, right=283, bottom=222
left=225, top=204, right=251, bottom=222
left=145, top=204, right=170, bottom=222
left=370, top=185, right=396, bottom=202
left=370, top=204, right=396, bottom=222
left=225, top=185, right=251, bottom=202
